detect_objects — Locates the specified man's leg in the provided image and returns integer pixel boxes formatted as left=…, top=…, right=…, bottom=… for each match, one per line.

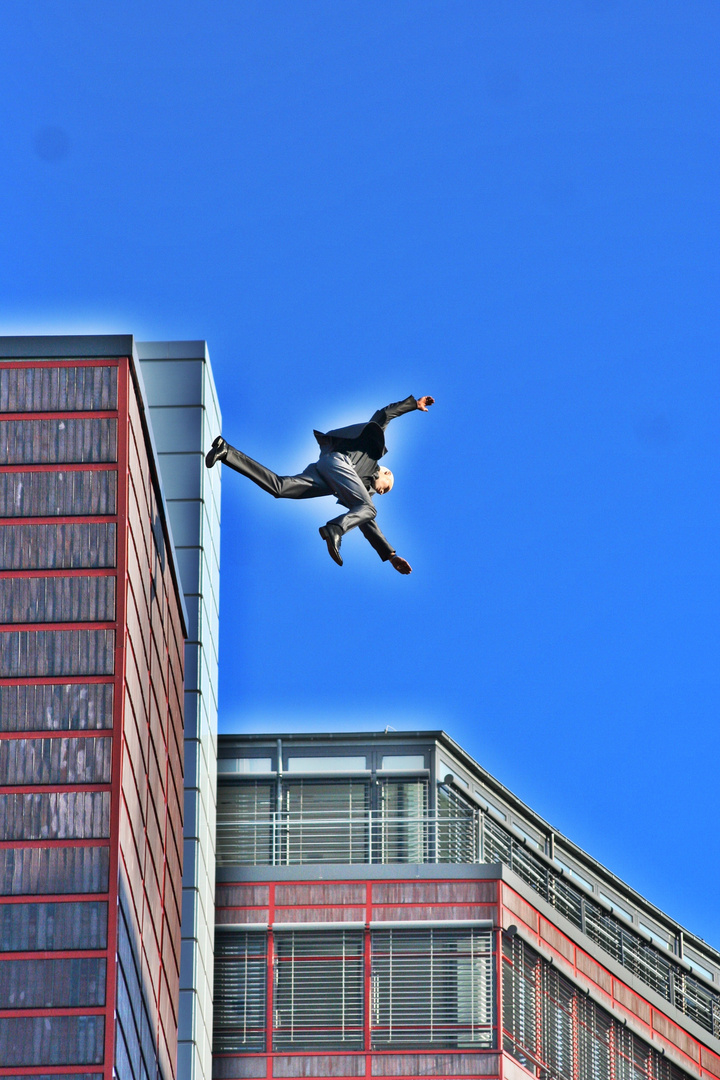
left=219, top=442, right=328, bottom=500
left=315, top=452, right=377, bottom=534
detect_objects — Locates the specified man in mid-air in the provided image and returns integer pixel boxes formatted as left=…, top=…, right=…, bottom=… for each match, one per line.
left=205, top=394, right=434, bottom=573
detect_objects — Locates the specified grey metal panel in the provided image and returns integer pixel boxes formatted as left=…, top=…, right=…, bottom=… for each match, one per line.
left=165, top=501, right=203, bottom=547
left=147, top=407, right=203, bottom=452
left=217, top=863, right=502, bottom=883
left=152, top=453, right=204, bottom=500
left=141, top=360, right=203, bottom=405
left=0, top=334, right=134, bottom=358
left=137, top=341, right=208, bottom=361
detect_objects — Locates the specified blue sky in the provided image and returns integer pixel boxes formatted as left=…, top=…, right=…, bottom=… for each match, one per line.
left=1, top=2, right=718, bottom=945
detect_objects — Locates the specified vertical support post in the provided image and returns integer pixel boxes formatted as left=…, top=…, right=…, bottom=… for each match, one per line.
left=266, top=882, right=276, bottom=1058
left=364, top=880, right=373, bottom=1071
left=105, top=356, right=127, bottom=1080
left=495, top=924, right=503, bottom=1055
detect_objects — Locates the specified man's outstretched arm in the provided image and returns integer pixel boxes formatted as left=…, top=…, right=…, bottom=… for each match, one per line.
left=370, top=394, right=434, bottom=430
left=359, top=521, right=413, bottom=574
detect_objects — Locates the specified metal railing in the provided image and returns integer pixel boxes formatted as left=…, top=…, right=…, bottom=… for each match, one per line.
left=480, top=815, right=720, bottom=1039
left=216, top=808, right=479, bottom=868
left=216, top=798, right=720, bottom=1040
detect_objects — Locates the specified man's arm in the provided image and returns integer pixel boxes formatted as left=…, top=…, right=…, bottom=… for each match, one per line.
left=369, top=394, right=434, bottom=430
left=359, top=521, right=413, bottom=574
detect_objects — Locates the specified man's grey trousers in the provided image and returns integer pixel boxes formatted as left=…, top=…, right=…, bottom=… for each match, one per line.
left=223, top=444, right=377, bottom=536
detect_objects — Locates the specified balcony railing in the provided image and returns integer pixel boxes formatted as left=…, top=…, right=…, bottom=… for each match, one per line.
left=216, top=809, right=479, bottom=868
left=216, top=802, right=720, bottom=1040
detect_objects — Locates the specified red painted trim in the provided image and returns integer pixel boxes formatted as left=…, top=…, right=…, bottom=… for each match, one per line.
left=0, top=410, right=118, bottom=420
left=495, top=926, right=503, bottom=1053
left=0, top=784, right=111, bottom=795
left=0, top=1007, right=105, bottom=1019
left=0, top=463, right=117, bottom=473
left=0, top=948, right=107, bottom=960
left=365, top=879, right=372, bottom=1064
left=267, top=882, right=276, bottom=1052
left=0, top=568, right=117, bottom=579
left=0, top=621, right=115, bottom=633
left=0, top=516, right=115, bottom=527
left=0, top=730, right=111, bottom=740
left=0, top=359, right=122, bottom=369
left=103, top=354, right=130, bottom=1080
left=0, top=674, right=114, bottom=686
left=0, top=1068, right=103, bottom=1077
left=0, top=892, right=108, bottom=904
left=0, top=839, right=109, bottom=849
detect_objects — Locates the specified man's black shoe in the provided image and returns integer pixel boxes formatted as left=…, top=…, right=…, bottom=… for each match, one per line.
left=205, top=436, right=228, bottom=469
left=319, top=525, right=343, bottom=566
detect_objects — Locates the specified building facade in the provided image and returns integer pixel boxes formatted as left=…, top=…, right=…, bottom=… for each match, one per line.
left=0, top=336, right=186, bottom=1080
left=213, top=731, right=720, bottom=1080
left=137, top=341, right=222, bottom=1080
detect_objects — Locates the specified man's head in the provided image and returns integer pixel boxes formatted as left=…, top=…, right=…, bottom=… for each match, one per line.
left=374, top=467, right=394, bottom=495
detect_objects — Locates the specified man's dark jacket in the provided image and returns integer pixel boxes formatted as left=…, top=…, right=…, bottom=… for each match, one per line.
left=313, top=395, right=419, bottom=561
left=313, top=394, right=418, bottom=476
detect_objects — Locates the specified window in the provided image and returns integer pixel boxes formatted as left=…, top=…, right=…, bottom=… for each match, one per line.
left=378, top=779, right=427, bottom=863
left=437, top=784, right=478, bottom=863
left=381, top=755, right=425, bottom=771
left=503, top=935, right=690, bottom=1080
left=371, top=927, right=494, bottom=1049
left=273, top=930, right=364, bottom=1050
left=282, top=780, right=369, bottom=864
left=214, top=931, right=267, bottom=1052
left=216, top=782, right=275, bottom=866
left=286, top=756, right=367, bottom=773
left=218, top=758, right=273, bottom=775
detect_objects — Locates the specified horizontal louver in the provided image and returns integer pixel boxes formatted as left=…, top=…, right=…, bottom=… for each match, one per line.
left=216, top=783, right=275, bottom=866
left=371, top=928, right=494, bottom=1049
left=503, top=935, right=689, bottom=1080
left=273, top=931, right=364, bottom=1051
left=213, top=931, right=266, bottom=1052
left=282, top=782, right=370, bottom=865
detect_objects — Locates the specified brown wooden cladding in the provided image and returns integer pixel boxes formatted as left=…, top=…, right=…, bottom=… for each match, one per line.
left=0, top=629, right=115, bottom=676
left=0, top=683, right=113, bottom=732
left=0, top=419, right=117, bottom=464
left=0, top=469, right=117, bottom=517
left=216, top=885, right=270, bottom=908
left=0, top=575, right=115, bottom=624
left=0, top=364, right=117, bottom=412
left=213, top=1059, right=267, bottom=1079
left=0, top=1014, right=105, bottom=1066
left=0, top=522, right=117, bottom=569
left=0, top=1074, right=102, bottom=1080
left=0, top=900, right=108, bottom=951
left=273, top=1058, right=366, bottom=1077
left=0, top=736, right=112, bottom=784
left=0, top=956, right=107, bottom=1007
left=370, top=1054, right=499, bottom=1076
left=0, top=845, right=110, bottom=895
left=0, top=792, right=111, bottom=840
left=371, top=881, right=496, bottom=904
left=275, top=883, right=366, bottom=907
